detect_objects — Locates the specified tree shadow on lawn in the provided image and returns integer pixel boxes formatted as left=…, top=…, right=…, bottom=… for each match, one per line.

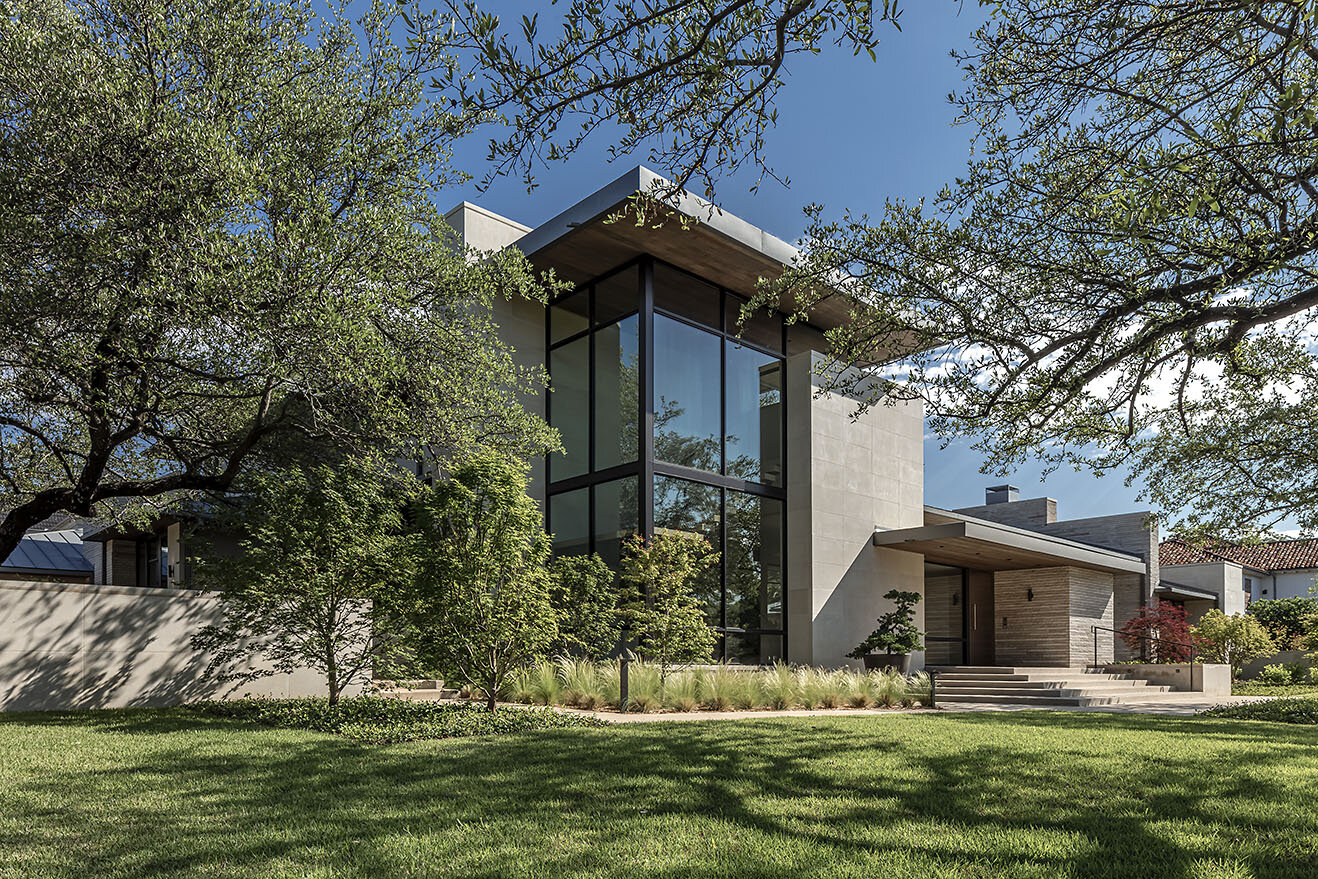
left=4, top=711, right=1317, bottom=878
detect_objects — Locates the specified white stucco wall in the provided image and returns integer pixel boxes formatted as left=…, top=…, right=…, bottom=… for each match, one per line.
left=1161, top=561, right=1248, bottom=616
left=0, top=580, right=363, bottom=711
left=1267, top=569, right=1318, bottom=601
left=786, top=352, right=925, bottom=669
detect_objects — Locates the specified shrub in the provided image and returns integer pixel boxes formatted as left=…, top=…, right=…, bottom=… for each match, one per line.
left=1286, top=661, right=1311, bottom=684
left=1247, top=597, right=1318, bottom=649
left=1257, top=664, right=1291, bottom=686
left=1117, top=602, right=1192, bottom=662
left=619, top=532, right=720, bottom=686
left=1193, top=610, right=1277, bottom=678
left=194, top=697, right=607, bottom=744
left=549, top=555, right=620, bottom=660
left=1201, top=697, right=1318, bottom=725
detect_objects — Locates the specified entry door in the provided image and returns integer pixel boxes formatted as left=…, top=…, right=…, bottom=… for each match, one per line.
left=967, top=571, right=996, bottom=665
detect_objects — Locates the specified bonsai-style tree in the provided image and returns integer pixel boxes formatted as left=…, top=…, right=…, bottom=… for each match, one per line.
left=548, top=554, right=620, bottom=661
left=406, top=456, right=557, bottom=711
left=1193, top=611, right=1276, bottom=679
left=192, top=458, right=411, bottom=705
left=619, top=531, right=719, bottom=687
left=847, top=590, right=924, bottom=659
left=1118, top=602, right=1193, bottom=663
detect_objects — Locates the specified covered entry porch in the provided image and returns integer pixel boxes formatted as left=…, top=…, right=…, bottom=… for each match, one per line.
left=873, top=510, right=1149, bottom=667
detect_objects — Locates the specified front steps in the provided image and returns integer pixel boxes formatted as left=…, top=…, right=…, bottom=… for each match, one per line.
left=930, top=666, right=1175, bottom=707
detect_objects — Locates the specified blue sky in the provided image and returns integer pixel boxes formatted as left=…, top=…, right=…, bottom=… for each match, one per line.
left=443, top=2, right=1159, bottom=520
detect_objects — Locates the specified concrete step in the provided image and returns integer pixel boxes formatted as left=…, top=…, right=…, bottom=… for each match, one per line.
left=935, top=673, right=1131, bottom=685
left=936, top=694, right=1085, bottom=706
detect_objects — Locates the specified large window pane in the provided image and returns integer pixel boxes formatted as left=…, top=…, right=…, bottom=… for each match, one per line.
left=654, top=476, right=722, bottom=627
left=654, top=315, right=721, bottom=474
left=725, top=344, right=783, bottom=485
left=725, top=492, right=784, bottom=632
left=549, top=291, right=589, bottom=344
left=595, top=265, right=638, bottom=326
left=594, top=315, right=638, bottom=470
left=549, top=489, right=590, bottom=557
left=594, top=477, right=638, bottom=571
left=724, top=632, right=784, bottom=666
left=548, top=336, right=589, bottom=480
left=654, top=263, right=720, bottom=329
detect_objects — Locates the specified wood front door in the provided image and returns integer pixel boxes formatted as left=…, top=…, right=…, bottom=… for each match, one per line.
left=967, top=570, right=996, bottom=665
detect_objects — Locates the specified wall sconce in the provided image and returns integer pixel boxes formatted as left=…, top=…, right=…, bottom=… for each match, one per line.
left=1027, top=588, right=1035, bottom=602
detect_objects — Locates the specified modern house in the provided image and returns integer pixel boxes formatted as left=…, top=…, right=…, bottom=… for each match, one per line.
left=7, top=166, right=1252, bottom=699
left=451, top=166, right=1245, bottom=672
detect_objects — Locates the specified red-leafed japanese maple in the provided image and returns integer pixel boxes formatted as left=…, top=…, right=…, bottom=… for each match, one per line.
left=1118, top=602, right=1194, bottom=662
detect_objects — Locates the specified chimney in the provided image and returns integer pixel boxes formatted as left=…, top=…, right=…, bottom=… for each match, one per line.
left=985, top=484, right=1019, bottom=505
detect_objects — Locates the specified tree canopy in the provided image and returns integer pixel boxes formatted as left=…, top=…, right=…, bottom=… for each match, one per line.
left=0, top=0, right=558, bottom=559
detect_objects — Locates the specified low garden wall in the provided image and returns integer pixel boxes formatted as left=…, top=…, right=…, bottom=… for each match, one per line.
left=0, top=579, right=356, bottom=711
left=1102, top=662, right=1231, bottom=695
left=1238, top=650, right=1311, bottom=680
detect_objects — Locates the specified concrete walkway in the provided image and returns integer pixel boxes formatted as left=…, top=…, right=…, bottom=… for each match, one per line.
left=558, top=693, right=1273, bottom=722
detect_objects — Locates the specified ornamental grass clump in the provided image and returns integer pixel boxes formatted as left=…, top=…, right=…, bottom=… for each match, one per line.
left=663, top=669, right=702, bottom=712
left=761, top=662, right=799, bottom=709
left=905, top=671, right=933, bottom=707
left=626, top=662, right=663, bottom=712
left=873, top=668, right=907, bottom=708
left=556, top=657, right=605, bottom=709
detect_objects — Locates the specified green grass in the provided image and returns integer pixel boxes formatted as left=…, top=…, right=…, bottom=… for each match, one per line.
left=1232, top=681, right=1318, bottom=697
left=192, top=697, right=607, bottom=743
left=2, top=709, right=1317, bottom=878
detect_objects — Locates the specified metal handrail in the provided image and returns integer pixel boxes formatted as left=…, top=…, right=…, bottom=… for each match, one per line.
left=1091, top=624, right=1200, bottom=691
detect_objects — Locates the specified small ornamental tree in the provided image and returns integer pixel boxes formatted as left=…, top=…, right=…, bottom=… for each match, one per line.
left=1193, top=610, right=1276, bottom=679
left=406, top=456, right=557, bottom=711
left=847, top=590, right=924, bottom=659
left=548, top=554, right=620, bottom=660
left=1118, top=602, right=1193, bottom=663
left=619, top=531, right=720, bottom=687
left=192, top=459, right=410, bottom=705
left=1248, top=597, right=1318, bottom=650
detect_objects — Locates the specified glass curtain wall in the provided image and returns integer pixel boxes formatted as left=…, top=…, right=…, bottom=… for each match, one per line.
left=546, top=257, right=787, bottom=663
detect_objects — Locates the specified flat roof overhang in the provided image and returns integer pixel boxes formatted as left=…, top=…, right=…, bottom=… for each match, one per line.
left=516, top=166, right=859, bottom=332
left=1155, top=582, right=1220, bottom=603
left=872, top=520, right=1148, bottom=574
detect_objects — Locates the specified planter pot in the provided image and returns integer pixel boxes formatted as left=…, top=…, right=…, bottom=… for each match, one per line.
left=862, top=653, right=911, bottom=674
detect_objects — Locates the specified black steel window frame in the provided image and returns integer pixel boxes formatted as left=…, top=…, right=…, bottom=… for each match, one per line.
left=545, top=255, right=789, bottom=662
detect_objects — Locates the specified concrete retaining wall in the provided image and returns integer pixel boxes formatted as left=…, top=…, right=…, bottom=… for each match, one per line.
left=0, top=580, right=360, bottom=711
left=1103, top=662, right=1231, bottom=695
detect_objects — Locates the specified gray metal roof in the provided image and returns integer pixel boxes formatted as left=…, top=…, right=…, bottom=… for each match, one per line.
left=2, top=530, right=93, bottom=574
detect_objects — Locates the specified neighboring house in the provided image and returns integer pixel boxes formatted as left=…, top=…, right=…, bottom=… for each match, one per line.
left=0, top=530, right=93, bottom=584
left=1160, top=537, right=1318, bottom=604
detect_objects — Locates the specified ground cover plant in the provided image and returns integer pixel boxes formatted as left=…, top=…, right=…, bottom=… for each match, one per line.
left=1202, top=697, right=1318, bottom=726
left=2, top=709, right=1317, bottom=878
left=192, top=697, right=606, bottom=744
left=504, top=659, right=932, bottom=712
left=1231, top=682, right=1318, bottom=698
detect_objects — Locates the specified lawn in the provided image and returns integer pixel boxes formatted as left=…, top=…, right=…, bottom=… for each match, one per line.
left=2, top=709, right=1317, bottom=878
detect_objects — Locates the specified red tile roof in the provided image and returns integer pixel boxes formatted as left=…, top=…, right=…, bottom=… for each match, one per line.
left=1159, top=538, right=1318, bottom=572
